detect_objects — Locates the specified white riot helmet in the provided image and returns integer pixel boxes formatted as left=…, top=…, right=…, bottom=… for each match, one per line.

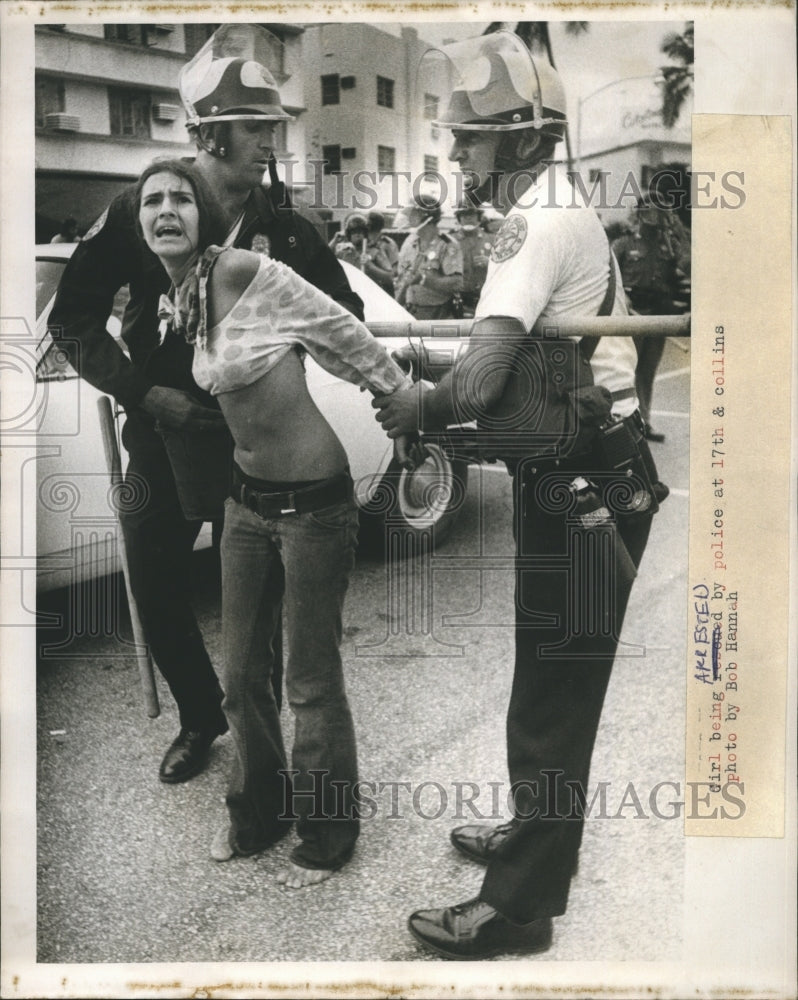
left=420, top=31, right=567, bottom=139
left=179, top=24, right=295, bottom=126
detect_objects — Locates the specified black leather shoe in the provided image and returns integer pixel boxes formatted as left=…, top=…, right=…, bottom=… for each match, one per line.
left=643, top=423, right=666, bottom=443
left=450, top=821, right=516, bottom=864
left=451, top=821, right=580, bottom=876
left=408, top=897, right=553, bottom=960
left=159, top=725, right=226, bottom=784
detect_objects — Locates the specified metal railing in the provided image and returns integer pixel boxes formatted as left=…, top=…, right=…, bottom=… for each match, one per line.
left=366, top=314, right=690, bottom=340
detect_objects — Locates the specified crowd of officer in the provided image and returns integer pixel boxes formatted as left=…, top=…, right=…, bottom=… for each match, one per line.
left=331, top=200, right=498, bottom=317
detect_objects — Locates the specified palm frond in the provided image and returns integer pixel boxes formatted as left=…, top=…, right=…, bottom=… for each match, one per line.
left=658, top=23, right=694, bottom=127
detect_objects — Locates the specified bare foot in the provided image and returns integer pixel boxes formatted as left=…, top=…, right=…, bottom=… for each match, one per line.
left=276, top=862, right=334, bottom=889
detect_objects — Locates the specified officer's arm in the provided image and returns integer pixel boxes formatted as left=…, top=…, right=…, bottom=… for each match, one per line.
left=373, top=316, right=525, bottom=436
left=295, top=216, right=365, bottom=320
left=422, top=241, right=464, bottom=295
left=47, top=196, right=154, bottom=410
left=419, top=270, right=464, bottom=295
left=362, top=257, right=395, bottom=286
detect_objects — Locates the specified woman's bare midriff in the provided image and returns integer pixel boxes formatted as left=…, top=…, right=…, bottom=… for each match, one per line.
left=216, top=348, right=350, bottom=482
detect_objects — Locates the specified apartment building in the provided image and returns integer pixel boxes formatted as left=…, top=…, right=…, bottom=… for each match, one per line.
left=34, top=22, right=307, bottom=241
left=575, top=76, right=691, bottom=229
left=300, top=23, right=456, bottom=233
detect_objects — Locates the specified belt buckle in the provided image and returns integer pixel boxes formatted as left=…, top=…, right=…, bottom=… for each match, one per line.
left=280, top=491, right=297, bottom=515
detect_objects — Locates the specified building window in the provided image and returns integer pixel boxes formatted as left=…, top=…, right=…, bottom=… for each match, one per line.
left=377, top=145, right=396, bottom=173
left=103, top=24, right=148, bottom=46
left=183, top=23, right=218, bottom=58
left=424, top=155, right=439, bottom=175
left=424, top=93, right=439, bottom=119
left=376, top=76, right=394, bottom=109
left=35, top=77, right=65, bottom=128
left=321, top=75, right=340, bottom=106
left=108, top=87, right=151, bottom=139
left=321, top=144, right=342, bottom=174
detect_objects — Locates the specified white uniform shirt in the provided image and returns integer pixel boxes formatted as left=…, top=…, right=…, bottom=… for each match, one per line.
left=475, top=164, right=638, bottom=417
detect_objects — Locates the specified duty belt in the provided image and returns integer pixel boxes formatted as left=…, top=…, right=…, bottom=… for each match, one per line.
left=231, top=466, right=353, bottom=519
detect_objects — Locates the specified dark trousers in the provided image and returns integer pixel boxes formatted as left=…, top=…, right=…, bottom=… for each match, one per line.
left=479, top=452, right=654, bottom=924
left=633, top=334, right=667, bottom=426
left=119, top=411, right=283, bottom=732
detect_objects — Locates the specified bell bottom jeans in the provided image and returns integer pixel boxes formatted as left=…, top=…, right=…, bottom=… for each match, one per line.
left=220, top=494, right=360, bottom=871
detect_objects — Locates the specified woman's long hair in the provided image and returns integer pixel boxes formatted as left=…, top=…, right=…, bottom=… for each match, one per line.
left=134, top=158, right=227, bottom=253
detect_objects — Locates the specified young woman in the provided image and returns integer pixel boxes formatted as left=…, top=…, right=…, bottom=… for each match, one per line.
left=137, top=158, right=416, bottom=888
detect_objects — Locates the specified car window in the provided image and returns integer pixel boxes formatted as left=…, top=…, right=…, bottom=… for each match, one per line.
left=36, top=259, right=67, bottom=317
left=36, top=256, right=129, bottom=381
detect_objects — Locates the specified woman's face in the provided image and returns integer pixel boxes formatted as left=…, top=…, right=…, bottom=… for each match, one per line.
left=139, top=171, right=200, bottom=272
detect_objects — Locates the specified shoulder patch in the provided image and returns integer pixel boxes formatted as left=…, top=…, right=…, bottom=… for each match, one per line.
left=81, top=207, right=109, bottom=242
left=490, top=215, right=527, bottom=263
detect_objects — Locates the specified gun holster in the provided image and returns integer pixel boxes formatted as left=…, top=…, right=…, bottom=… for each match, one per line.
left=595, top=413, right=668, bottom=517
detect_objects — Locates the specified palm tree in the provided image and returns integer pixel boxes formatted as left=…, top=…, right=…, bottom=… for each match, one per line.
left=659, top=23, right=694, bottom=127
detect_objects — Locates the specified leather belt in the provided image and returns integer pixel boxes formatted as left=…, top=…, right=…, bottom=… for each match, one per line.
left=231, top=466, right=353, bottom=519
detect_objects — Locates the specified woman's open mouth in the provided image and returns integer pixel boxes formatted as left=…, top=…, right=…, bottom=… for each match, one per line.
left=156, top=225, right=183, bottom=238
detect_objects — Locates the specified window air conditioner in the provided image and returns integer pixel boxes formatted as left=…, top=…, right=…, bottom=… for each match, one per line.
left=153, top=103, right=181, bottom=123
left=45, top=113, right=80, bottom=132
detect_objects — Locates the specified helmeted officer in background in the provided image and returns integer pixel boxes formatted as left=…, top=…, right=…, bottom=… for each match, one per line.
left=374, top=31, right=666, bottom=959
left=330, top=211, right=369, bottom=269
left=452, top=201, right=496, bottom=316
left=48, top=25, right=363, bottom=786
left=363, top=210, right=400, bottom=296
left=613, top=196, right=691, bottom=442
left=394, top=194, right=464, bottom=319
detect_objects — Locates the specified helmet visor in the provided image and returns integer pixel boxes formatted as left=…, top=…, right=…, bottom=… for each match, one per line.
left=179, top=24, right=295, bottom=124
left=417, top=31, right=566, bottom=132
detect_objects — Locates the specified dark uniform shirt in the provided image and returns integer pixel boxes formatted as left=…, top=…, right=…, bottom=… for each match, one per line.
left=612, top=223, right=690, bottom=316
left=48, top=185, right=364, bottom=411
left=363, top=233, right=399, bottom=294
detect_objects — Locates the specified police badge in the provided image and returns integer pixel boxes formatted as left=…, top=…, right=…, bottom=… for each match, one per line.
left=251, top=233, right=271, bottom=256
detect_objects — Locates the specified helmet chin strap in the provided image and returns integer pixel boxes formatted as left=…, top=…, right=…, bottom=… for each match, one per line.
left=468, top=131, right=549, bottom=206
left=195, top=122, right=230, bottom=159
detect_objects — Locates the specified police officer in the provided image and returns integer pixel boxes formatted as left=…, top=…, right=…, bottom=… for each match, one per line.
left=48, top=25, right=363, bottom=786
left=613, top=196, right=691, bottom=442
left=394, top=194, right=463, bottom=319
left=374, top=31, right=665, bottom=959
left=363, top=210, right=400, bottom=296
left=331, top=212, right=370, bottom=269
left=452, top=202, right=496, bottom=315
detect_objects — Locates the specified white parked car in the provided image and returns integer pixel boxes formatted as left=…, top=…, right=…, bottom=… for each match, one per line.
left=35, top=245, right=469, bottom=592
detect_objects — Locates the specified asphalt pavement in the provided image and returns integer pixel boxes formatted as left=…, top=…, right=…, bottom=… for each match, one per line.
left=34, top=341, right=690, bottom=978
